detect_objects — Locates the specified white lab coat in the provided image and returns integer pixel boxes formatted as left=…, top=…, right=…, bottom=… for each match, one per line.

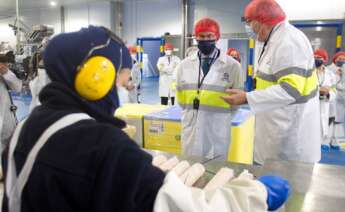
left=316, top=67, right=336, bottom=143
left=335, top=66, right=345, bottom=123
left=128, top=63, right=141, bottom=103
left=157, top=55, right=181, bottom=97
left=327, top=63, right=339, bottom=118
left=29, top=68, right=51, bottom=112
left=0, top=70, right=22, bottom=152
left=247, top=21, right=321, bottom=164
left=176, top=50, right=242, bottom=159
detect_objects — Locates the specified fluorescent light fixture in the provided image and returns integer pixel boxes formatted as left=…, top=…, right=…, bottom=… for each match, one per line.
left=50, top=1, right=57, bottom=7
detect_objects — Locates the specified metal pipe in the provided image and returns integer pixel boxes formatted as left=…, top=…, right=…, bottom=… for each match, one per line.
left=15, top=0, right=20, bottom=53
left=181, top=0, right=189, bottom=58
left=60, top=6, right=65, bottom=33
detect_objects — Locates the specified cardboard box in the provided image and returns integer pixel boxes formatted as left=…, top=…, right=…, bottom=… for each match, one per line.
left=144, top=106, right=254, bottom=164
left=115, top=104, right=166, bottom=146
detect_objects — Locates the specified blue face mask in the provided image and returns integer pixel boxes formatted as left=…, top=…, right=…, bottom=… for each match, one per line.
left=245, top=25, right=257, bottom=39
left=197, top=40, right=216, bottom=55
left=336, top=61, right=345, bottom=67
left=315, top=59, right=324, bottom=68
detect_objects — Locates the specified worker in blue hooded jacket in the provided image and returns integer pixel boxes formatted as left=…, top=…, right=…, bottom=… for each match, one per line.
left=2, top=26, right=290, bottom=212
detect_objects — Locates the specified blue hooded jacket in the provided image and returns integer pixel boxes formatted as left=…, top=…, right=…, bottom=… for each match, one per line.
left=43, top=26, right=132, bottom=115
left=2, top=26, right=165, bottom=212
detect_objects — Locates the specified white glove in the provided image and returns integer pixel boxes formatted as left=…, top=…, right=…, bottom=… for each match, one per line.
left=154, top=171, right=267, bottom=212
left=204, top=168, right=234, bottom=191
left=152, top=155, right=168, bottom=167
left=152, top=155, right=205, bottom=186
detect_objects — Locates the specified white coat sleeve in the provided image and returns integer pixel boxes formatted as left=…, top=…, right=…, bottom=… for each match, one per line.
left=157, top=57, right=166, bottom=73
left=246, top=86, right=296, bottom=114
left=231, top=61, right=244, bottom=90
left=154, top=172, right=268, bottom=212
left=175, top=63, right=183, bottom=105
left=246, top=39, right=307, bottom=114
left=336, top=73, right=345, bottom=91
left=3, top=70, right=22, bottom=92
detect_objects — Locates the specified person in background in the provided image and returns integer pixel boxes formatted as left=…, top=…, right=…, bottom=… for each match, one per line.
left=0, top=62, right=22, bottom=181
left=176, top=17, right=242, bottom=159
left=314, top=49, right=337, bottom=150
left=157, top=43, right=181, bottom=105
left=334, top=57, right=345, bottom=146
left=127, top=45, right=141, bottom=103
left=327, top=52, right=345, bottom=75
left=0, top=62, right=21, bottom=151
left=227, top=48, right=246, bottom=88
left=327, top=52, right=345, bottom=145
left=222, top=0, right=321, bottom=165
left=2, top=26, right=290, bottom=212
left=227, top=48, right=241, bottom=63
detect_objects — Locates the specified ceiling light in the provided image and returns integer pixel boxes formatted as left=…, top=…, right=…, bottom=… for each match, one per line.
left=50, top=1, right=57, bottom=7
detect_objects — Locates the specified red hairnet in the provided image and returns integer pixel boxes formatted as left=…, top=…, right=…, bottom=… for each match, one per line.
left=127, top=45, right=137, bottom=54
left=164, top=43, right=174, bottom=50
left=244, top=0, right=286, bottom=25
left=227, top=48, right=241, bottom=62
left=332, top=52, right=345, bottom=64
left=314, top=49, right=329, bottom=64
left=194, top=18, right=220, bottom=40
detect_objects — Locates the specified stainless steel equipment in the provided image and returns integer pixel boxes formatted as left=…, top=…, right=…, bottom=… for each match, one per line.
left=147, top=150, right=345, bottom=212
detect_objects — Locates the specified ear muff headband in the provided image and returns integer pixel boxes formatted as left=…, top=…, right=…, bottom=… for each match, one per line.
left=74, top=28, right=124, bottom=101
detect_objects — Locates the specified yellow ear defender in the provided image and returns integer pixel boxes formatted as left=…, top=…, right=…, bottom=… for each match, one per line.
left=74, top=56, right=116, bottom=101
left=74, top=28, right=124, bottom=101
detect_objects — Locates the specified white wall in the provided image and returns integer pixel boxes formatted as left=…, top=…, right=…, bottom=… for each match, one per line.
left=123, top=0, right=182, bottom=44
left=194, top=0, right=251, bottom=34
left=276, top=0, right=345, bottom=20
left=122, top=0, right=252, bottom=44
left=64, top=1, right=113, bottom=32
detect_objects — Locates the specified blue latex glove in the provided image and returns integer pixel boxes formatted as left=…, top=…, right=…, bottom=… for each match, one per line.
left=258, top=175, right=290, bottom=211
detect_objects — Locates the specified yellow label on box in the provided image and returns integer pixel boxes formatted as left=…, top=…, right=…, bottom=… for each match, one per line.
left=144, top=120, right=181, bottom=155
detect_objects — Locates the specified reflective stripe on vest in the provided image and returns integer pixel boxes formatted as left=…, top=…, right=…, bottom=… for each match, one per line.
left=177, top=83, right=231, bottom=113
left=6, top=113, right=92, bottom=212
left=256, top=67, right=318, bottom=103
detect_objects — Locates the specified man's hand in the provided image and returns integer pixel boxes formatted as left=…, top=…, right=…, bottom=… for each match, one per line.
left=0, top=63, right=8, bottom=75
left=319, top=86, right=330, bottom=95
left=221, top=89, right=247, bottom=105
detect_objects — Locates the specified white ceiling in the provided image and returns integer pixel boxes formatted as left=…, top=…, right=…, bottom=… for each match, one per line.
left=0, top=0, right=122, bottom=17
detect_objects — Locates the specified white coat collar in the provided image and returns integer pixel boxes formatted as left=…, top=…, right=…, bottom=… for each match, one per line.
left=189, top=48, right=227, bottom=64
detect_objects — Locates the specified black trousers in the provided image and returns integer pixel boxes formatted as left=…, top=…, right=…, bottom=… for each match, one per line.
left=161, top=97, right=175, bottom=105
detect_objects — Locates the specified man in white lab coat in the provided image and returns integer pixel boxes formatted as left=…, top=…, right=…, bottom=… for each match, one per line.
left=127, top=45, right=141, bottom=103
left=0, top=63, right=22, bottom=152
left=335, top=62, right=345, bottom=143
left=327, top=52, right=345, bottom=144
left=176, top=17, right=242, bottom=159
left=314, top=49, right=337, bottom=150
left=222, top=0, right=321, bottom=164
left=157, top=43, right=181, bottom=105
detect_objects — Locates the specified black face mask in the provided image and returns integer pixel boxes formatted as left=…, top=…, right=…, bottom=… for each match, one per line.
left=197, top=40, right=216, bottom=55
left=336, top=61, right=345, bottom=67
left=232, top=56, right=240, bottom=62
left=315, top=59, right=324, bottom=68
